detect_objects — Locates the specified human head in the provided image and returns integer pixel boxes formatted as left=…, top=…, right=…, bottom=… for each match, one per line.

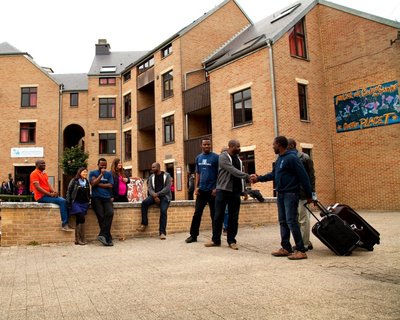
left=111, top=158, right=122, bottom=173
left=151, top=162, right=161, bottom=174
left=97, top=158, right=107, bottom=170
left=228, top=139, right=241, bottom=155
left=35, top=160, right=46, bottom=171
left=287, top=138, right=297, bottom=151
left=75, top=167, right=88, bottom=179
left=201, top=139, right=212, bottom=154
left=273, top=136, right=288, bottom=155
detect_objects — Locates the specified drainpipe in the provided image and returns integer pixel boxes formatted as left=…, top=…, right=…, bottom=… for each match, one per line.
left=266, top=39, right=279, bottom=137
left=58, top=84, right=64, bottom=194
left=119, top=75, right=123, bottom=158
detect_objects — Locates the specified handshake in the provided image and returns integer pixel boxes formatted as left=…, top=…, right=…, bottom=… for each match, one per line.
left=249, top=174, right=259, bottom=184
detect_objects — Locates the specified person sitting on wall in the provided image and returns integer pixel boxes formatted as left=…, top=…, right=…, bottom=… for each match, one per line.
left=30, top=160, right=73, bottom=232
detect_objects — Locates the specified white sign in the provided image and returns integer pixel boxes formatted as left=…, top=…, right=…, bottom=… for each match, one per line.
left=11, top=147, right=44, bottom=158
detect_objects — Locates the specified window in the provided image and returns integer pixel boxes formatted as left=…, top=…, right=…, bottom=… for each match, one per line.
left=162, top=70, right=173, bottom=99
left=138, top=57, right=154, bottom=74
left=70, top=93, right=79, bottom=107
left=302, top=148, right=312, bottom=158
left=99, top=77, right=116, bottom=86
left=20, top=122, right=36, bottom=143
left=124, top=130, right=132, bottom=161
left=124, top=93, right=131, bottom=122
left=100, top=66, right=116, bottom=73
left=289, top=19, right=307, bottom=58
left=232, top=88, right=252, bottom=126
left=298, top=84, right=309, bottom=120
left=163, top=115, right=174, bottom=144
left=99, top=98, right=116, bottom=118
left=99, top=133, right=116, bottom=154
left=21, top=87, right=37, bottom=107
left=240, top=151, right=255, bottom=174
left=161, top=44, right=172, bottom=58
left=123, top=71, right=131, bottom=82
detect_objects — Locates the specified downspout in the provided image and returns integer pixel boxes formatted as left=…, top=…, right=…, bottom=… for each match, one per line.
left=58, top=84, right=64, bottom=194
left=266, top=39, right=279, bottom=137
left=119, top=75, right=123, bottom=158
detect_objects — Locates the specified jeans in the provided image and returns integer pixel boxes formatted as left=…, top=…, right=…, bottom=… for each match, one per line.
left=277, top=192, right=305, bottom=252
left=141, top=196, right=170, bottom=235
left=213, top=190, right=241, bottom=245
left=298, top=199, right=311, bottom=247
left=189, top=190, right=216, bottom=238
left=91, top=197, right=114, bottom=241
left=38, top=196, right=69, bottom=225
left=223, top=205, right=229, bottom=230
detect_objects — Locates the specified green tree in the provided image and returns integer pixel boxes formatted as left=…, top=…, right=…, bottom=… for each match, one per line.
left=61, top=146, right=89, bottom=176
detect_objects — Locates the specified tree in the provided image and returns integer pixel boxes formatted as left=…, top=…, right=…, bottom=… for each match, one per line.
left=61, top=146, right=89, bottom=176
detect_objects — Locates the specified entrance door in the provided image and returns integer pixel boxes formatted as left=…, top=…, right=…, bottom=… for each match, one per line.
left=15, top=166, right=35, bottom=195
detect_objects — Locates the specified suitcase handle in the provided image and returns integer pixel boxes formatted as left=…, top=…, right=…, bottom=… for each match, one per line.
left=304, top=202, right=320, bottom=222
left=304, top=200, right=332, bottom=221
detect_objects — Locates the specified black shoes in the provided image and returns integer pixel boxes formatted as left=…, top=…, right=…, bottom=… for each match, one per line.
left=98, top=235, right=114, bottom=246
left=185, top=236, right=197, bottom=243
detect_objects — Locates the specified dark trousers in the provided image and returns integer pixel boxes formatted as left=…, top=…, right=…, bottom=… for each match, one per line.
left=75, top=213, right=86, bottom=225
left=189, top=190, right=216, bottom=238
left=212, top=190, right=241, bottom=245
left=141, top=196, right=170, bottom=235
left=91, top=197, right=114, bottom=241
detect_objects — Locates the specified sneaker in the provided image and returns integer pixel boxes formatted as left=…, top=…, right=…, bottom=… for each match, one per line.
left=288, top=250, right=308, bottom=260
left=160, top=234, right=166, bottom=240
left=204, top=241, right=221, bottom=247
left=136, top=225, right=147, bottom=232
left=229, top=243, right=239, bottom=250
left=61, top=224, right=74, bottom=232
left=271, top=248, right=291, bottom=257
left=97, top=235, right=108, bottom=246
left=185, top=236, right=197, bottom=243
left=107, top=240, right=114, bottom=246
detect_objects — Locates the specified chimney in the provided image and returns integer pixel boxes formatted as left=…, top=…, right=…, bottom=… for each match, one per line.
left=96, top=39, right=111, bottom=55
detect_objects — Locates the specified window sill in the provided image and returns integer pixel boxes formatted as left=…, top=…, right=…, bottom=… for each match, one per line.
left=163, top=141, right=175, bottom=146
left=233, top=122, right=253, bottom=129
left=290, top=54, right=309, bottom=62
left=162, top=94, right=174, bottom=101
left=300, top=119, right=311, bottom=123
left=99, top=117, right=117, bottom=120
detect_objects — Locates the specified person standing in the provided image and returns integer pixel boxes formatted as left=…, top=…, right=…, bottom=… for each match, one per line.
left=187, top=173, right=195, bottom=200
left=6, top=174, right=15, bottom=195
left=137, top=162, right=172, bottom=240
left=185, top=138, right=219, bottom=243
left=111, top=158, right=130, bottom=202
left=30, top=160, right=72, bottom=232
left=251, top=136, right=312, bottom=260
left=66, top=167, right=91, bottom=245
left=89, top=158, right=115, bottom=246
left=205, top=139, right=250, bottom=250
left=287, top=138, right=316, bottom=251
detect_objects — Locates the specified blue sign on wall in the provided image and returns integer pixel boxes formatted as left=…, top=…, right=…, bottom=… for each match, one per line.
left=334, top=80, right=400, bottom=133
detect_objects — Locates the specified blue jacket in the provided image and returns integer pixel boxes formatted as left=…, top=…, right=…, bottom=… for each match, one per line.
left=258, top=150, right=312, bottom=197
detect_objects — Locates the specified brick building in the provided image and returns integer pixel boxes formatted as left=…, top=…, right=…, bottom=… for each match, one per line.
left=0, top=0, right=398, bottom=209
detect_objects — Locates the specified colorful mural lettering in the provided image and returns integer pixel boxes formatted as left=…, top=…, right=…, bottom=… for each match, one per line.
left=334, top=80, right=400, bottom=133
left=127, top=178, right=146, bottom=203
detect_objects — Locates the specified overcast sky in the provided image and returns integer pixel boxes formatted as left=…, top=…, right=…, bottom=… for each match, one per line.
left=1, top=0, right=399, bottom=74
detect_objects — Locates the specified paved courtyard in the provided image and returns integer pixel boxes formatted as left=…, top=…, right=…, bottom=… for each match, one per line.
left=0, top=211, right=399, bottom=320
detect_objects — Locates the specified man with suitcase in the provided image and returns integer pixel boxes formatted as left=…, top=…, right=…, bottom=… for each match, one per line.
left=251, top=136, right=313, bottom=260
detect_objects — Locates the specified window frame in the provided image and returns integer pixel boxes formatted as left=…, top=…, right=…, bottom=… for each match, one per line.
left=163, top=115, right=175, bottom=144
left=162, top=70, right=174, bottom=99
left=232, top=88, right=253, bottom=127
left=124, top=93, right=132, bottom=122
left=289, top=18, right=308, bottom=59
left=137, top=57, right=154, bottom=74
left=298, top=83, right=309, bottom=121
left=99, top=77, right=116, bottom=86
left=99, top=98, right=116, bottom=119
left=161, top=44, right=172, bottom=58
left=21, top=87, right=37, bottom=108
left=19, top=122, right=36, bottom=144
left=99, top=133, right=116, bottom=155
left=70, top=92, right=79, bottom=107
left=123, top=71, right=131, bottom=82
left=124, top=130, right=132, bottom=161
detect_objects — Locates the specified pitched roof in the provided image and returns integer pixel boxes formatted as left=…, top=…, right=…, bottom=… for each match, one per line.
left=204, top=0, right=400, bottom=71
left=88, top=51, right=148, bottom=76
left=0, top=42, right=32, bottom=58
left=51, top=73, right=88, bottom=91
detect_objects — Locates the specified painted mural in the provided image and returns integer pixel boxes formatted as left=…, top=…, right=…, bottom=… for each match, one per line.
left=334, top=80, right=400, bottom=133
left=127, top=178, right=146, bottom=203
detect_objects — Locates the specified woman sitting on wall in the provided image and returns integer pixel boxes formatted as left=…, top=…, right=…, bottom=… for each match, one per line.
left=111, top=158, right=131, bottom=202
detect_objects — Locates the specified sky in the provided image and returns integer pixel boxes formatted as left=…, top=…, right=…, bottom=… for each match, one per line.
left=1, top=0, right=399, bottom=74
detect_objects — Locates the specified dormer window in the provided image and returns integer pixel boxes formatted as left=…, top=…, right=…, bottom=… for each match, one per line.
left=161, top=44, right=172, bottom=58
left=100, top=66, right=116, bottom=73
left=289, top=18, right=308, bottom=59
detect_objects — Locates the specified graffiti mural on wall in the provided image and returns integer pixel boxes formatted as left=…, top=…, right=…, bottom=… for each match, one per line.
left=334, top=80, right=400, bottom=133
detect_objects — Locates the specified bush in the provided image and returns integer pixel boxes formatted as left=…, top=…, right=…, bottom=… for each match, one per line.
left=61, top=146, right=89, bottom=176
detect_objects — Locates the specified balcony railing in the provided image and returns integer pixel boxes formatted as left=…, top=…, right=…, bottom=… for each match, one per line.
left=183, top=82, right=210, bottom=114
left=184, top=134, right=212, bottom=164
left=138, top=148, right=156, bottom=171
left=138, top=105, right=155, bottom=130
left=137, top=67, right=154, bottom=89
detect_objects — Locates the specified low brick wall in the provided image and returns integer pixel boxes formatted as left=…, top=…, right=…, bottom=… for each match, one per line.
left=0, top=199, right=278, bottom=246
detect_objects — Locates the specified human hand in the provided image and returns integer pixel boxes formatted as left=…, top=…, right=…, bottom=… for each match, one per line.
left=194, top=187, right=199, bottom=196
left=154, top=197, right=160, bottom=205
left=249, top=174, right=258, bottom=183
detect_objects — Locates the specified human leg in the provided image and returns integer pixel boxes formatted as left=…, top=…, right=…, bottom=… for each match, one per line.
left=38, top=196, right=70, bottom=228
left=298, top=199, right=311, bottom=248
left=159, top=197, right=170, bottom=236
left=91, top=197, right=105, bottom=230
left=140, top=196, right=154, bottom=226
left=101, top=199, right=114, bottom=243
left=210, top=190, right=227, bottom=245
left=189, top=190, right=209, bottom=239
left=284, top=193, right=305, bottom=252
left=226, top=192, right=241, bottom=245
left=276, top=193, right=292, bottom=252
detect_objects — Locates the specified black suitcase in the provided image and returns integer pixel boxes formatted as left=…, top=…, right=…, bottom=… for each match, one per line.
left=305, top=202, right=360, bottom=256
left=327, top=203, right=380, bottom=251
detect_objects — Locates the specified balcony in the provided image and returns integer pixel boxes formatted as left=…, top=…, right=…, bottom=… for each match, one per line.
left=138, top=105, right=155, bottom=130
left=184, top=134, right=212, bottom=164
left=137, top=67, right=154, bottom=89
left=183, top=82, right=210, bottom=114
left=138, top=148, right=156, bottom=171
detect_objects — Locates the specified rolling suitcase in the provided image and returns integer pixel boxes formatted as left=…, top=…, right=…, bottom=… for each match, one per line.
left=304, top=202, right=360, bottom=256
left=327, top=203, right=380, bottom=251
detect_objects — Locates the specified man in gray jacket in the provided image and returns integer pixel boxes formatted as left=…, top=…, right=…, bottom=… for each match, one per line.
left=137, top=162, right=172, bottom=240
left=205, top=139, right=250, bottom=250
